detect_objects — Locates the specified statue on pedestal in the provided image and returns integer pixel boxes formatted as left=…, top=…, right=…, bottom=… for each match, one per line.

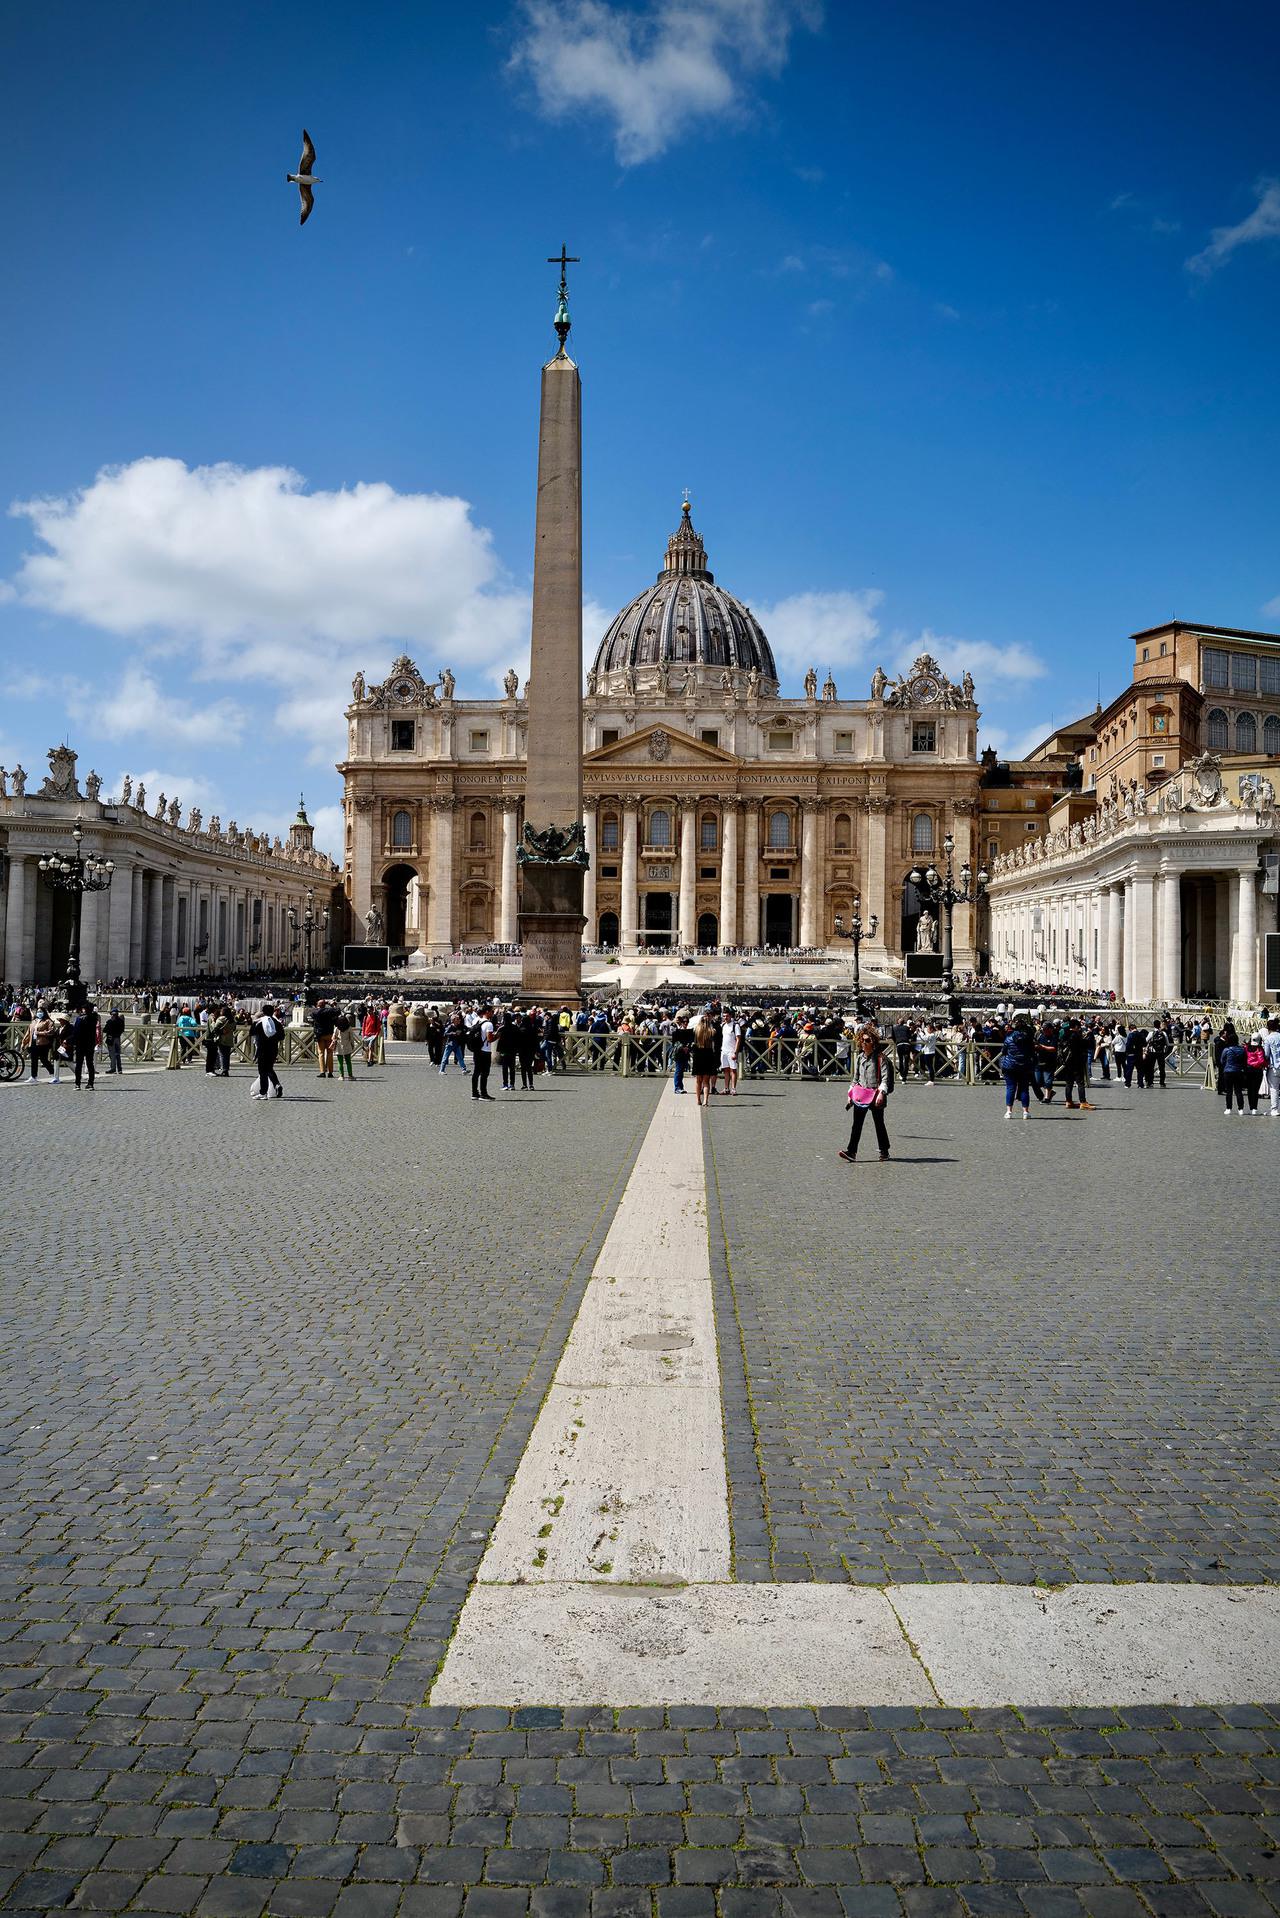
left=804, top=666, right=818, bottom=700
left=121, top=774, right=132, bottom=806
left=439, top=667, right=455, bottom=699
left=915, top=909, right=938, bottom=953
left=503, top=666, right=519, bottom=698
left=136, top=782, right=146, bottom=813
left=85, top=769, right=102, bottom=801
left=871, top=666, right=887, bottom=700
left=365, top=902, right=383, bottom=943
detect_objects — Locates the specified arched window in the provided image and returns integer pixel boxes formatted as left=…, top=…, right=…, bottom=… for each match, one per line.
left=391, top=809, right=412, bottom=848
left=699, top=814, right=718, bottom=851
left=470, top=810, right=487, bottom=851
left=768, top=810, right=792, bottom=849
left=1206, top=708, right=1229, bottom=750
left=911, top=814, right=934, bottom=855
left=598, top=911, right=619, bottom=947
left=649, top=808, right=672, bottom=848
left=467, top=893, right=488, bottom=935
left=696, top=911, right=718, bottom=948
left=1235, top=711, right=1257, bottom=753
left=1264, top=715, right=1280, bottom=756
left=833, top=811, right=852, bottom=852
left=601, top=812, right=619, bottom=852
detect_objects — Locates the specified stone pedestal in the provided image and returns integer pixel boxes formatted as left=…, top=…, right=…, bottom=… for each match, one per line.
left=519, top=861, right=586, bottom=1004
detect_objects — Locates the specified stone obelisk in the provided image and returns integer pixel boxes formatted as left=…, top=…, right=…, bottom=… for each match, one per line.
left=518, top=248, right=586, bottom=1003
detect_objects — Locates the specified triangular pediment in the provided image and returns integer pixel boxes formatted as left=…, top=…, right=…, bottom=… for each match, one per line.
left=586, top=724, right=738, bottom=767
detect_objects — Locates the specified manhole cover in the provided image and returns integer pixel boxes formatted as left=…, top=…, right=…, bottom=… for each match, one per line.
left=624, top=1333, right=694, bottom=1352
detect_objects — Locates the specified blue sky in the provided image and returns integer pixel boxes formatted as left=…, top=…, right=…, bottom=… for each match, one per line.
left=3, top=0, right=1278, bottom=854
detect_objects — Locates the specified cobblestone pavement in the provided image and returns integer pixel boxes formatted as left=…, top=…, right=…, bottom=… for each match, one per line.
left=3, top=1061, right=1278, bottom=1915
left=706, top=1079, right=1279, bottom=1587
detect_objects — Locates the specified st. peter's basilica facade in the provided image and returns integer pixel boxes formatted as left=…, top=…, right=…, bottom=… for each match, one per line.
left=339, top=504, right=984, bottom=972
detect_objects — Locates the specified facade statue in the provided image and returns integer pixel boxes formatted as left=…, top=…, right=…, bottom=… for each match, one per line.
left=623, top=664, right=636, bottom=695
left=915, top=909, right=938, bottom=953
left=189, top=807, right=202, bottom=832
left=12, top=765, right=24, bottom=797
left=438, top=667, right=455, bottom=699
left=155, top=791, right=166, bottom=817
left=85, top=769, right=102, bottom=801
left=121, top=774, right=132, bottom=806
left=720, top=669, right=733, bottom=692
left=871, top=666, right=887, bottom=700
left=0, top=767, right=6, bottom=798
left=585, top=667, right=598, bottom=696
left=656, top=658, right=670, bottom=694
left=352, top=671, right=365, bottom=702
left=365, top=903, right=384, bottom=943
left=38, top=745, right=81, bottom=799
left=804, top=666, right=818, bottom=700
left=746, top=666, right=761, bottom=702
left=136, top=783, right=146, bottom=813
left=822, top=673, right=837, bottom=701
left=168, top=797, right=181, bottom=825
left=961, top=671, right=975, bottom=703
left=503, top=666, right=519, bottom=698
left=208, top=814, right=221, bottom=838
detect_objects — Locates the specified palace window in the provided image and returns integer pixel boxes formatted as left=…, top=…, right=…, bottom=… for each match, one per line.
left=391, top=719, right=415, bottom=751
left=833, top=811, right=852, bottom=852
left=600, top=812, right=619, bottom=852
left=1231, top=654, right=1256, bottom=693
left=911, top=814, right=934, bottom=854
left=601, top=728, right=620, bottom=746
left=1152, top=754, right=1165, bottom=768
left=768, top=731, right=793, bottom=752
left=391, top=809, right=412, bottom=848
left=700, top=728, right=720, bottom=747
left=767, top=810, right=792, bottom=849
left=649, top=808, right=672, bottom=847
left=1236, top=711, right=1258, bottom=753
left=988, top=839, right=999, bottom=862
left=1261, top=657, right=1280, bottom=696
left=1265, top=715, right=1280, bottom=755
left=699, top=814, right=718, bottom=850
left=833, top=730, right=853, bottom=752
left=470, top=811, right=487, bottom=851
left=1141, top=647, right=1149, bottom=663
left=1204, top=648, right=1229, bottom=689
left=1206, top=708, right=1229, bottom=750
left=469, top=730, right=490, bottom=753
left=911, top=721, right=937, bottom=753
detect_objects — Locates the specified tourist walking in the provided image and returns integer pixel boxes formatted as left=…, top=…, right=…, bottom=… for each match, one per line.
left=470, top=1004, right=495, bottom=1100
left=1243, top=1029, right=1267, bottom=1115
left=495, top=1011, right=519, bottom=1090
left=439, top=1010, right=467, bottom=1073
left=27, top=1005, right=59, bottom=1083
left=516, top=1013, right=540, bottom=1089
left=311, top=999, right=337, bottom=1078
left=838, top=1030, right=892, bottom=1163
left=671, top=1014, right=690, bottom=1094
left=691, top=1015, right=718, bottom=1106
left=205, top=1004, right=234, bottom=1077
left=334, top=1008, right=355, bottom=1081
left=102, top=1006, right=125, bottom=1075
left=719, top=1014, right=741, bottom=1095
left=360, top=1006, right=381, bottom=1066
left=1264, top=1017, right=1280, bottom=1117
left=999, top=1015, right=1036, bottom=1119
left=1061, top=1019, right=1093, bottom=1109
left=70, top=1000, right=98, bottom=1089
left=916, top=1019, right=939, bottom=1084
left=250, top=1004, right=284, bottom=1100
left=1218, top=1023, right=1246, bottom=1115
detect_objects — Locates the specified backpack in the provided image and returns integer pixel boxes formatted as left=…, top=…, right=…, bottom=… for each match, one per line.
left=1246, top=1044, right=1265, bottom=1070
left=882, top=1053, right=895, bottom=1095
left=259, top=1015, right=277, bottom=1039
left=466, top=1022, right=485, bottom=1054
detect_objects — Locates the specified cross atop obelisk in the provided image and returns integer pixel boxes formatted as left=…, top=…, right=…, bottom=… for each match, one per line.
left=519, top=248, right=586, bottom=1003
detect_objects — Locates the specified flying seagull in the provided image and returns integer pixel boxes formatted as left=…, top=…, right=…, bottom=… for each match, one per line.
left=287, top=129, right=321, bottom=225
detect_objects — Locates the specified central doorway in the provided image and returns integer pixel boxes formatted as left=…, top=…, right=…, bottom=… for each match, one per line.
left=643, top=891, right=674, bottom=948
left=764, top=894, right=793, bottom=948
left=381, top=863, right=416, bottom=948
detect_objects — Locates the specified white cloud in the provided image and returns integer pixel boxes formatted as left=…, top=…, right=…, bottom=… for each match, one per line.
left=897, top=630, right=1048, bottom=687
left=510, top=0, right=821, bottom=165
left=72, top=663, right=246, bottom=746
left=6, top=457, right=530, bottom=758
left=1265, top=591, right=1280, bottom=617
left=1186, top=177, right=1280, bottom=277
left=109, top=768, right=224, bottom=818
left=755, top=587, right=884, bottom=677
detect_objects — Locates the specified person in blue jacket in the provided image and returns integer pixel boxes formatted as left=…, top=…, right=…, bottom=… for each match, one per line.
left=999, top=1016, right=1037, bottom=1119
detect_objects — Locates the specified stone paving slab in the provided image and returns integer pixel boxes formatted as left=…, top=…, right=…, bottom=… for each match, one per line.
left=705, top=1080, right=1280, bottom=1586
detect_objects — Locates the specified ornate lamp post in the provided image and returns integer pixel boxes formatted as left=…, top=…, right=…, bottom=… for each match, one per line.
left=37, top=817, right=114, bottom=1007
left=832, top=898, right=878, bottom=1018
left=287, top=888, right=330, bottom=990
left=908, top=831, right=988, bottom=1019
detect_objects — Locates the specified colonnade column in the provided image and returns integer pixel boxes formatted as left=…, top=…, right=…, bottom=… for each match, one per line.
left=719, top=801, right=738, bottom=949
left=79, top=884, right=103, bottom=987
left=146, top=872, right=163, bottom=980
left=1158, top=870, right=1182, bottom=1003
left=128, top=867, right=145, bottom=977
left=107, top=860, right=133, bottom=980
left=161, top=875, right=176, bottom=978
left=428, top=799, right=455, bottom=955
left=1106, top=884, right=1122, bottom=998
left=1096, top=888, right=1110, bottom=993
left=1231, top=866, right=1258, bottom=1002
left=620, top=800, right=639, bottom=951
left=799, top=802, right=820, bottom=948
left=741, top=806, right=759, bottom=949
left=581, top=805, right=596, bottom=945
left=678, top=802, right=697, bottom=947
left=4, top=856, right=34, bottom=986
left=1126, top=874, right=1155, bottom=1003
left=499, top=800, right=519, bottom=945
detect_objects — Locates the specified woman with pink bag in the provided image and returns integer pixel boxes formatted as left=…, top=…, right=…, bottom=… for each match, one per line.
left=838, top=1029, right=892, bottom=1164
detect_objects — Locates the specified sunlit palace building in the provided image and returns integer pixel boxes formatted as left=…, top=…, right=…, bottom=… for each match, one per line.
left=339, top=503, right=984, bottom=968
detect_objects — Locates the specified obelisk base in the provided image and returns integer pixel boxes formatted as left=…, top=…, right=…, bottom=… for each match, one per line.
left=519, top=864, right=586, bottom=1004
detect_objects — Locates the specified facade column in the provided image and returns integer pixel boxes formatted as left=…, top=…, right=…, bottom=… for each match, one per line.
left=428, top=800, right=455, bottom=955
left=146, top=871, right=163, bottom=980
left=799, top=803, right=820, bottom=948
left=1096, top=887, right=1110, bottom=993
left=1159, top=870, right=1182, bottom=1003
left=107, top=860, right=133, bottom=981
left=128, top=866, right=145, bottom=978
left=719, top=801, right=738, bottom=949
left=1106, top=884, right=1123, bottom=998
left=160, top=875, right=176, bottom=978
left=4, top=856, right=33, bottom=986
left=499, top=801, right=519, bottom=945
left=678, top=802, right=697, bottom=947
left=1231, top=866, right=1258, bottom=1002
left=581, top=803, right=596, bottom=944
left=863, top=797, right=891, bottom=955
left=742, top=805, right=760, bottom=949
left=1127, top=873, right=1155, bottom=1004
left=620, top=800, right=639, bottom=951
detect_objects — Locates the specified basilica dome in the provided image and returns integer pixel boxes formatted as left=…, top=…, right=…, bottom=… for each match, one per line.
left=590, top=502, right=778, bottom=694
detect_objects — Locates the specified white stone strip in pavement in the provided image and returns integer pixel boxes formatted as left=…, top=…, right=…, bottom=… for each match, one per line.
left=473, top=1084, right=729, bottom=1587
left=432, top=1084, right=1279, bottom=1707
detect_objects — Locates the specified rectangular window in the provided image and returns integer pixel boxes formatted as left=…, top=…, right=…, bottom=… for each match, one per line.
left=769, top=867, right=790, bottom=880
left=1231, top=653, right=1256, bottom=693
left=767, top=731, right=792, bottom=751
left=1204, top=647, right=1229, bottom=689
left=601, top=728, right=620, bottom=746
left=911, top=721, right=936, bottom=753
left=1023, top=797, right=1037, bottom=810
left=469, top=730, right=489, bottom=752
left=1152, top=753, right=1165, bottom=767
left=699, top=865, right=717, bottom=880
left=699, top=816, right=717, bottom=849
left=699, top=728, right=719, bottom=747
left=1260, top=656, right=1280, bottom=696
left=600, top=865, right=618, bottom=879
left=1025, top=821, right=1039, bottom=832
left=987, top=839, right=998, bottom=861
left=1141, top=647, right=1149, bottom=662
left=390, top=719, right=415, bottom=751
left=833, top=729, right=853, bottom=752
left=600, top=816, right=619, bottom=851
